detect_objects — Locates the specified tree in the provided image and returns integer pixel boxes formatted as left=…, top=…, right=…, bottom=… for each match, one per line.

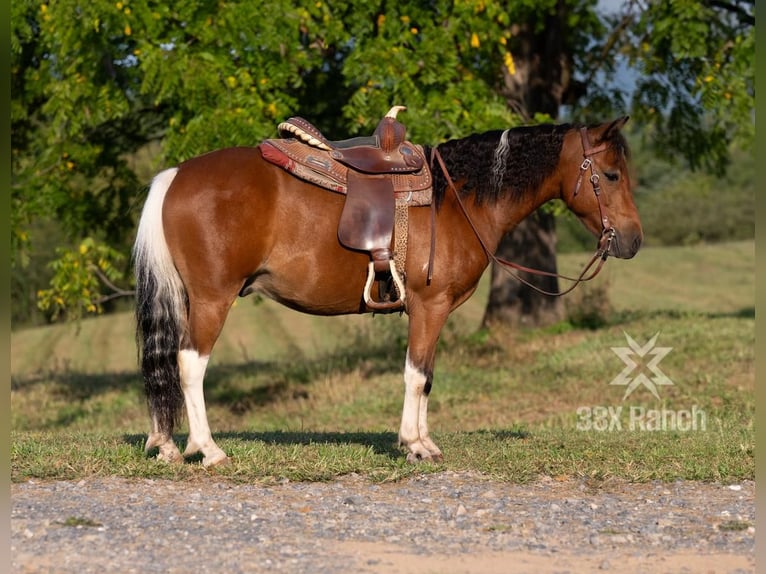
left=11, top=0, right=754, bottom=325
left=482, top=0, right=602, bottom=328
left=13, top=0, right=521, bottom=322
left=11, top=0, right=350, bottom=321
left=482, top=0, right=754, bottom=328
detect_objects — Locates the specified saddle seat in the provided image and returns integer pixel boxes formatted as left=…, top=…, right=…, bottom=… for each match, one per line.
left=259, top=106, right=434, bottom=312
left=277, top=105, right=425, bottom=175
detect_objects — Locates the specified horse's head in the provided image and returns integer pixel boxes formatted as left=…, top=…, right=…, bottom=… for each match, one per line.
left=560, top=117, right=643, bottom=259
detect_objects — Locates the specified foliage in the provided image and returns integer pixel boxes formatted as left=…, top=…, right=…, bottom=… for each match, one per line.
left=635, top=170, right=755, bottom=247
left=11, top=0, right=522, bottom=324
left=36, top=237, right=128, bottom=322
left=11, top=0, right=754, bottom=325
left=581, top=0, right=754, bottom=175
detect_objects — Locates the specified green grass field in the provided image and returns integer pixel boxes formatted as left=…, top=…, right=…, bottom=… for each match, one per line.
left=11, top=240, right=754, bottom=484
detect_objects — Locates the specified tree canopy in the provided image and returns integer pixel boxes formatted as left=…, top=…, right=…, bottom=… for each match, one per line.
left=611, top=0, right=754, bottom=173
left=11, top=0, right=754, bottom=324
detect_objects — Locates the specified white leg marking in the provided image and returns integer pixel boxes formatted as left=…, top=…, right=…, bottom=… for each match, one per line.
left=399, top=350, right=442, bottom=462
left=145, top=415, right=183, bottom=464
left=178, top=349, right=228, bottom=467
left=399, top=351, right=423, bottom=446
left=417, top=393, right=442, bottom=459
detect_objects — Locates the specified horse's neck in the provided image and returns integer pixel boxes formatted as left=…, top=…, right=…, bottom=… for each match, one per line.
left=438, top=136, right=562, bottom=251
left=456, top=177, right=559, bottom=254
left=504, top=182, right=559, bottom=230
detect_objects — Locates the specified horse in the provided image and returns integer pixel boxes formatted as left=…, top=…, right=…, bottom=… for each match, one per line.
left=133, top=112, right=642, bottom=467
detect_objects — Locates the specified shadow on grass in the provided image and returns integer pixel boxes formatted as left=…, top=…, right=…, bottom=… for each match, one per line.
left=125, top=427, right=532, bottom=463
left=481, top=428, right=531, bottom=440
left=613, top=306, right=755, bottom=323
left=13, top=330, right=406, bottom=409
left=11, top=370, right=140, bottom=397
left=125, top=430, right=403, bottom=459
left=15, top=306, right=754, bottom=427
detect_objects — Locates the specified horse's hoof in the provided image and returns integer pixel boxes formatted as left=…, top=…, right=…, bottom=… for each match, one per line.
left=157, top=450, right=184, bottom=464
left=145, top=433, right=183, bottom=463
left=202, top=452, right=230, bottom=468
left=406, top=452, right=423, bottom=464
left=156, top=446, right=184, bottom=465
left=406, top=450, right=441, bottom=464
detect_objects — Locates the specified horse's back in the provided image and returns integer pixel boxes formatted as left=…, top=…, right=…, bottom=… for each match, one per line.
left=161, top=145, right=370, bottom=313
left=165, top=144, right=343, bottom=238
left=165, top=145, right=291, bottom=221
left=174, top=146, right=269, bottom=193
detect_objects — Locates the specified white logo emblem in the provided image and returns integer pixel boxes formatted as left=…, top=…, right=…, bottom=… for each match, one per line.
left=609, top=332, right=673, bottom=400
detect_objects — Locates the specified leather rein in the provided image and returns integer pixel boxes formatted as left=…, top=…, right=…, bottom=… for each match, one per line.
left=429, top=127, right=617, bottom=297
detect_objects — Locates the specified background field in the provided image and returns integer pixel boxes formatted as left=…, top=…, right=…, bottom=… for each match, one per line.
left=11, top=241, right=754, bottom=484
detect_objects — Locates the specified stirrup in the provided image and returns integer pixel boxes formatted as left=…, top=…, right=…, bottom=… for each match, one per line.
left=363, top=260, right=406, bottom=311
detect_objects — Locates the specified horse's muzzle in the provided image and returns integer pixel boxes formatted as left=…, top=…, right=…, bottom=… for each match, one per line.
left=610, top=228, right=643, bottom=259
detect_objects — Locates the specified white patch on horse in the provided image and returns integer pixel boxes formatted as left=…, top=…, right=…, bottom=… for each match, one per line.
left=399, top=352, right=422, bottom=444
left=399, top=351, right=441, bottom=462
left=178, top=349, right=227, bottom=467
left=145, top=415, right=183, bottom=463
left=133, top=167, right=186, bottom=324
left=491, top=129, right=511, bottom=194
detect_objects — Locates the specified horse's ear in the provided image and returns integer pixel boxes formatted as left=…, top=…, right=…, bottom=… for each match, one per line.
left=596, top=116, right=629, bottom=143
left=607, top=116, right=629, bottom=134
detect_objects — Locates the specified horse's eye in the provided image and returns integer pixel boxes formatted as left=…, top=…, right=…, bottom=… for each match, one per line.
left=604, top=171, right=620, bottom=182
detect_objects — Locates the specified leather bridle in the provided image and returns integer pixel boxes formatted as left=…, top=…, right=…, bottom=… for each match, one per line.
left=429, top=127, right=617, bottom=297
left=574, top=126, right=617, bottom=251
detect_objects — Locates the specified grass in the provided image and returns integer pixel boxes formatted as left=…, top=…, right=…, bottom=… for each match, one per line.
left=11, top=241, right=755, bottom=484
left=55, top=517, right=104, bottom=528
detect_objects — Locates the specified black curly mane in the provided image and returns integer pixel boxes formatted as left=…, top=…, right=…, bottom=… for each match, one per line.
left=425, top=122, right=629, bottom=208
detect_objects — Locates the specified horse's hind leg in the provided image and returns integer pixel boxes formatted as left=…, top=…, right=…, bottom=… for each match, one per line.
left=179, top=296, right=235, bottom=467
left=145, top=419, right=183, bottom=463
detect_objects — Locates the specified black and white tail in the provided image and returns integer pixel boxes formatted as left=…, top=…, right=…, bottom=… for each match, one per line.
left=133, top=168, right=186, bottom=439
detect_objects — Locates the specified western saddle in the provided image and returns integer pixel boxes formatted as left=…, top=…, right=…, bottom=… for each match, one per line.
left=259, top=106, right=433, bottom=311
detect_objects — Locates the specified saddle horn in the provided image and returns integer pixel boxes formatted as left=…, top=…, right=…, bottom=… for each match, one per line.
left=376, top=106, right=408, bottom=153
left=385, top=106, right=407, bottom=118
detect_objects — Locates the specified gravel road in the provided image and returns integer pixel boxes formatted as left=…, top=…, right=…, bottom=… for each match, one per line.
left=11, top=472, right=754, bottom=574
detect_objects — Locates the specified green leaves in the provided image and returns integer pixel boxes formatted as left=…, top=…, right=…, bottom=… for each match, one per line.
left=611, top=0, right=754, bottom=172
left=37, top=238, right=128, bottom=323
left=12, top=0, right=755, bottom=324
left=334, top=0, right=519, bottom=141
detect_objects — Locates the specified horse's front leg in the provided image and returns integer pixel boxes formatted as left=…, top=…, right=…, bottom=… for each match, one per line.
left=399, top=307, right=447, bottom=463
left=399, top=351, right=443, bottom=463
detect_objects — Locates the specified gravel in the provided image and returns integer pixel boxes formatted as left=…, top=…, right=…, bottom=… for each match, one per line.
left=11, top=472, right=755, bottom=573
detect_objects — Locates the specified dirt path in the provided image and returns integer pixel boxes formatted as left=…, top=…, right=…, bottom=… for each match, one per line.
left=11, top=472, right=755, bottom=573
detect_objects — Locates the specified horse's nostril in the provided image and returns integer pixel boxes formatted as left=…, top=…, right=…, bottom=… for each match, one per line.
left=631, top=235, right=642, bottom=254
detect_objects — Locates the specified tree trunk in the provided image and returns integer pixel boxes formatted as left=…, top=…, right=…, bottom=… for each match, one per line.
left=482, top=0, right=580, bottom=329
left=481, top=210, right=563, bottom=329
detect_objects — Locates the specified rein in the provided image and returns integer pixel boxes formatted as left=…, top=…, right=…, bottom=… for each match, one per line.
left=429, top=127, right=616, bottom=297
